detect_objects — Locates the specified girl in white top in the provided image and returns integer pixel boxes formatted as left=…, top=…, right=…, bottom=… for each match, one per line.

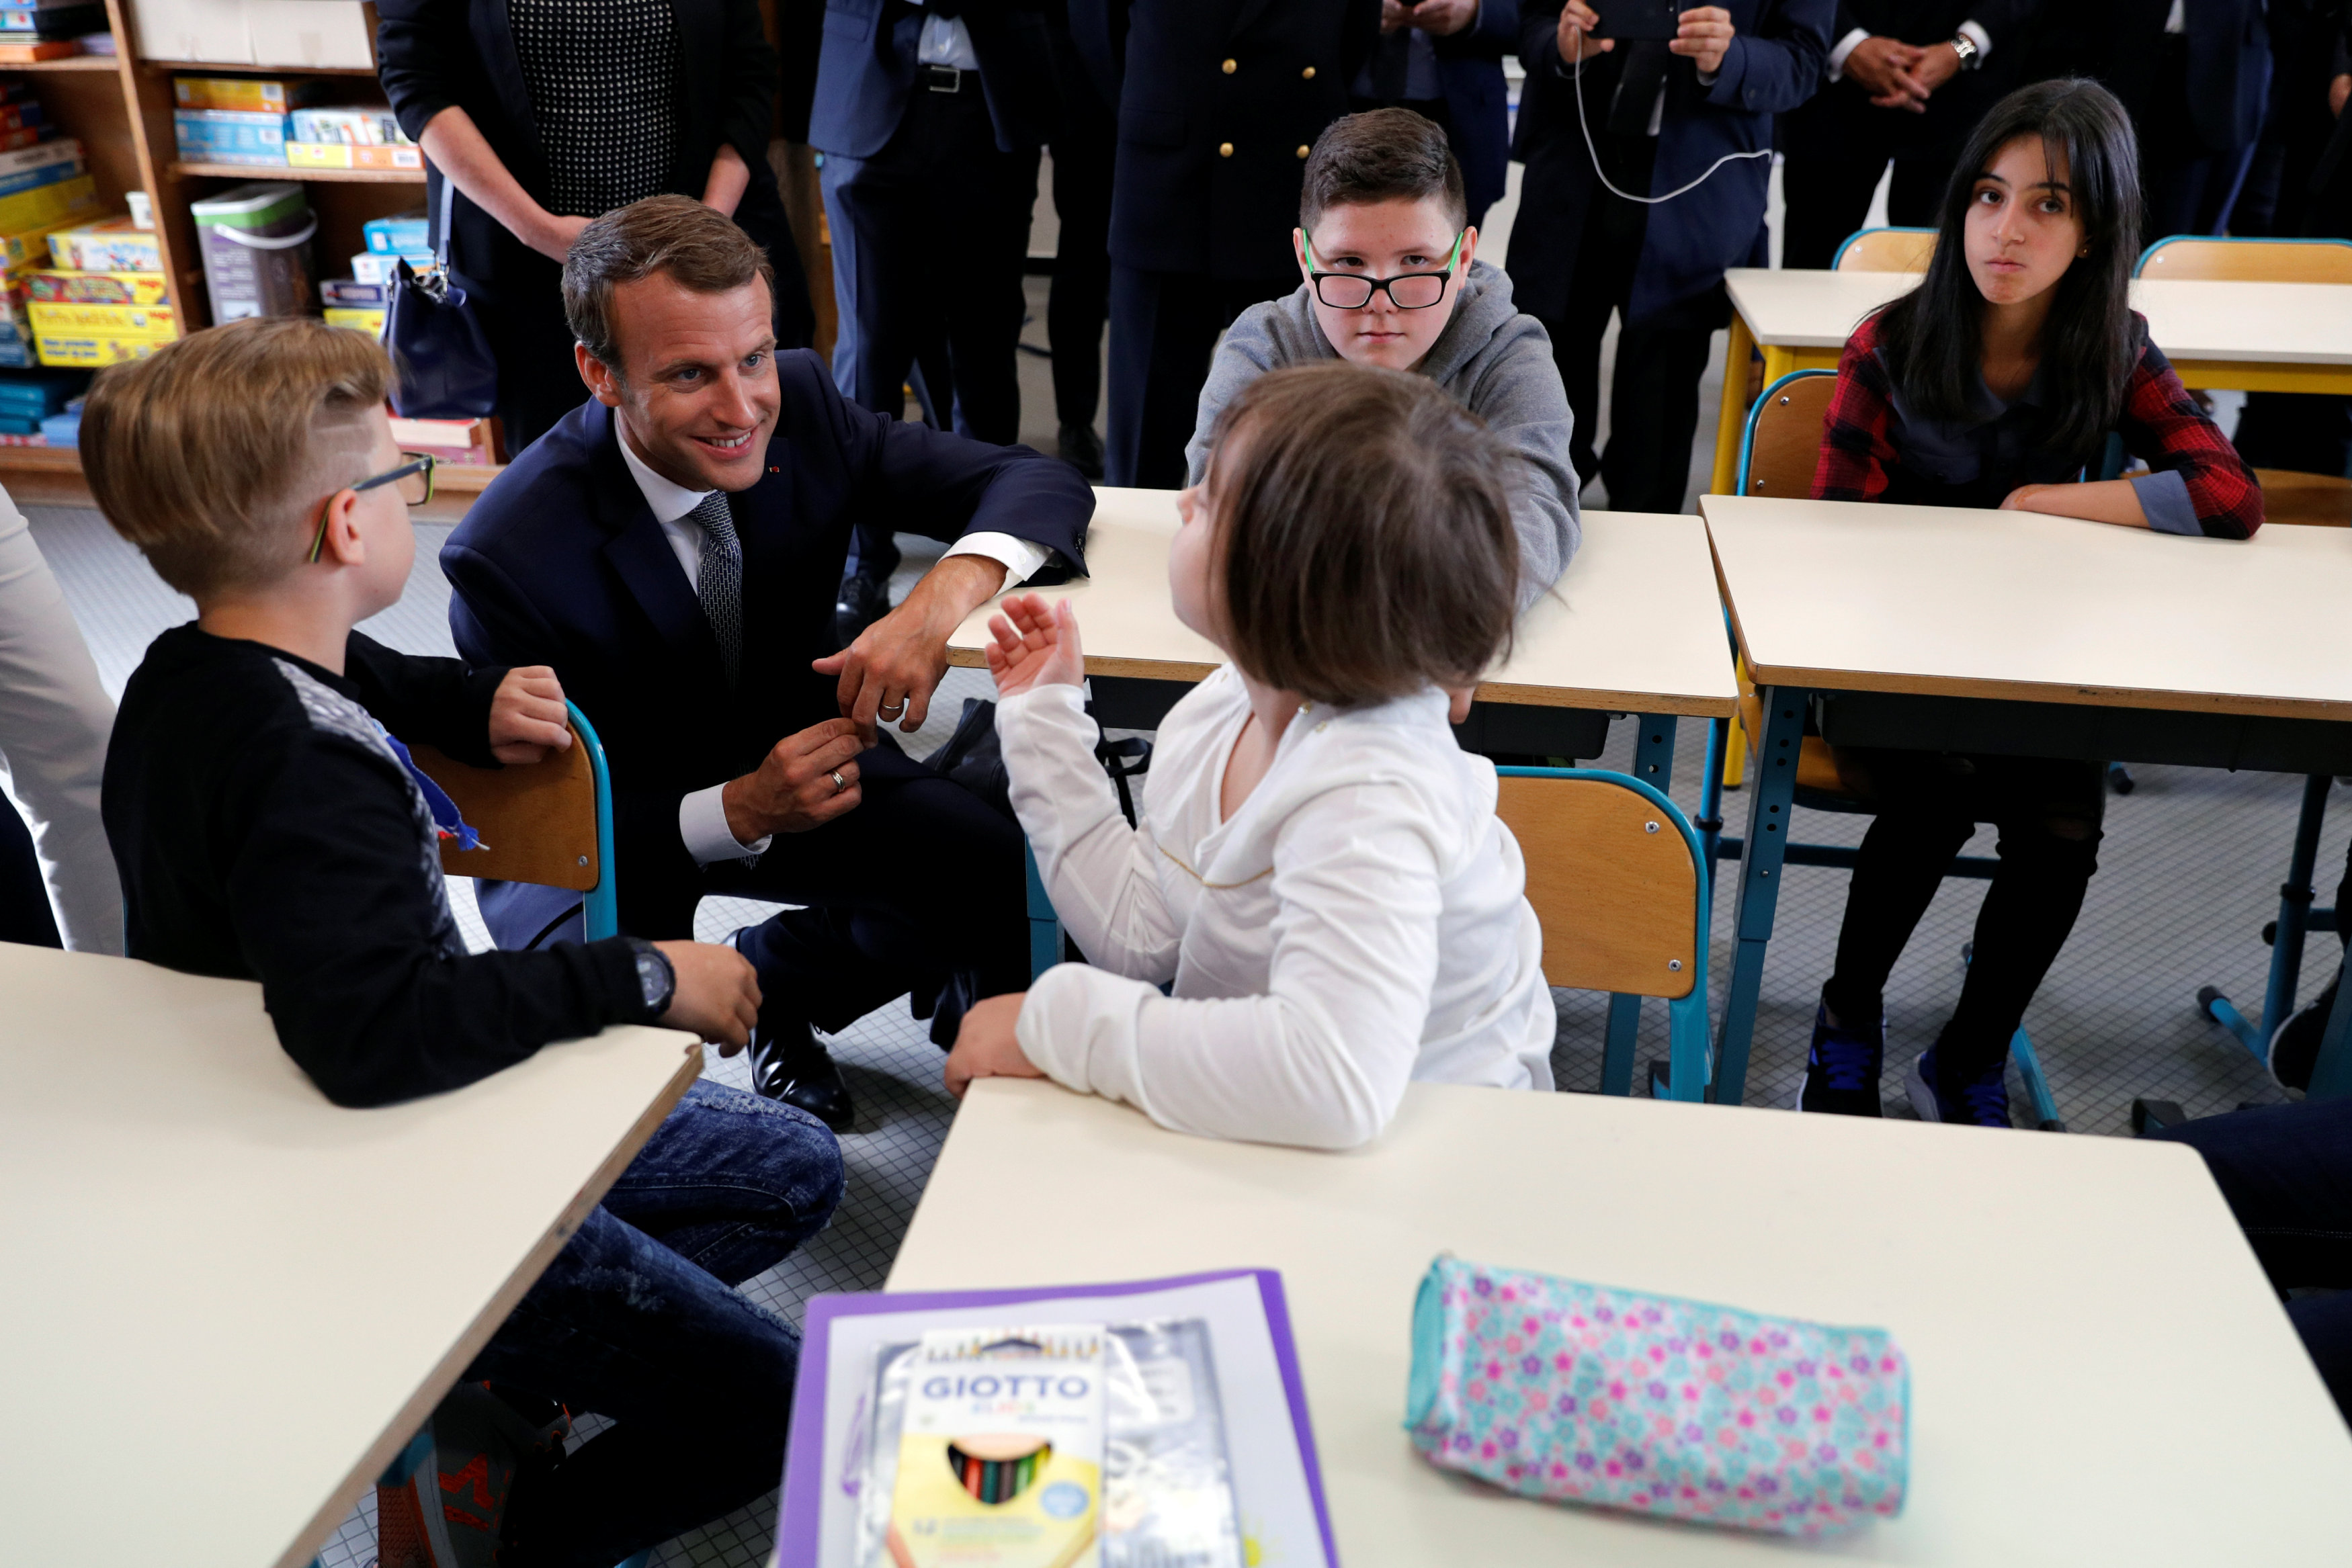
left=943, top=361, right=1556, bottom=1149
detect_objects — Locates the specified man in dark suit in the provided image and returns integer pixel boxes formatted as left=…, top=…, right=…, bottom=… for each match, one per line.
left=1073, top=0, right=1382, bottom=489
left=1347, top=0, right=1520, bottom=232
left=2093, top=0, right=2272, bottom=235
left=809, top=0, right=1060, bottom=640
left=442, top=197, right=1095, bottom=1131
left=1507, top=0, right=1831, bottom=515
left=1777, top=1, right=2044, bottom=269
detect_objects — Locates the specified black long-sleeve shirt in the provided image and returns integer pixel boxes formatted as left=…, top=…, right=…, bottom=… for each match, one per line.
left=103, top=625, right=658, bottom=1107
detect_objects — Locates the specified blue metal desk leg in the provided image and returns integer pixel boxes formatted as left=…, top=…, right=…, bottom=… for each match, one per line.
left=1697, top=717, right=1728, bottom=888
left=2199, top=773, right=2331, bottom=1057
left=1598, top=715, right=1681, bottom=1095
left=1025, top=840, right=1060, bottom=982
left=1711, top=687, right=1806, bottom=1106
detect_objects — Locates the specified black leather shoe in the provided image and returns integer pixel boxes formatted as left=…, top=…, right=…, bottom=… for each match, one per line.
left=749, top=1021, right=855, bottom=1132
left=1058, top=421, right=1105, bottom=480
left=833, top=570, right=892, bottom=647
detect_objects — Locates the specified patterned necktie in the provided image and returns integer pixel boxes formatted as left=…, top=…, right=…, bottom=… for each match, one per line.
left=689, top=489, right=743, bottom=688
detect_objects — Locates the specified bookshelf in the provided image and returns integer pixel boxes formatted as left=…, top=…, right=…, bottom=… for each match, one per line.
left=0, top=1, right=506, bottom=493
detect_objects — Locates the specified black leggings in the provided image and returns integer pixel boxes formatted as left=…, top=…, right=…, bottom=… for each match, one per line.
left=1820, top=749, right=2105, bottom=1078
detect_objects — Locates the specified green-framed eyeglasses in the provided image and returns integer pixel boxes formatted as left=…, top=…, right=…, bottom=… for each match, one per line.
left=307, top=452, right=437, bottom=564
left=1304, top=229, right=1465, bottom=311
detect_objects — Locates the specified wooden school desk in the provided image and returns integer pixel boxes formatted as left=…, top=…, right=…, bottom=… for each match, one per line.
left=947, top=489, right=1739, bottom=775
left=0, top=944, right=701, bottom=1568
left=1707, top=268, right=2352, bottom=495
left=1699, top=492, right=2352, bottom=1106
left=893, top=1078, right=2352, bottom=1567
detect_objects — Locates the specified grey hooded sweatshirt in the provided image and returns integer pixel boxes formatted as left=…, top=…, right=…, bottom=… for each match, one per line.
left=1183, top=258, right=1581, bottom=610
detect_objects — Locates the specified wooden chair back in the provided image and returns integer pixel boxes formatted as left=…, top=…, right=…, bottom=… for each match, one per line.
left=1833, top=227, right=1937, bottom=273
left=1496, top=775, right=1697, bottom=1000
left=2136, top=236, right=2352, bottom=284
left=408, top=723, right=600, bottom=892
left=1739, top=369, right=1837, bottom=498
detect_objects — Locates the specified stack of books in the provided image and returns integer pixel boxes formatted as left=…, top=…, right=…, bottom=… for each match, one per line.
left=0, top=1, right=106, bottom=61
left=0, top=367, right=84, bottom=445
left=0, top=126, right=101, bottom=367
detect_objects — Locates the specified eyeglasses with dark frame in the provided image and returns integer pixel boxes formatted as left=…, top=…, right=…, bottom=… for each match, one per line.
left=1304, top=229, right=1466, bottom=312
left=306, top=452, right=438, bottom=564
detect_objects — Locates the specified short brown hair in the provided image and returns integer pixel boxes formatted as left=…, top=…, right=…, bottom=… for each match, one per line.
left=562, top=193, right=774, bottom=371
left=81, top=317, right=390, bottom=598
left=1204, top=362, right=1517, bottom=705
left=1300, top=108, right=1468, bottom=236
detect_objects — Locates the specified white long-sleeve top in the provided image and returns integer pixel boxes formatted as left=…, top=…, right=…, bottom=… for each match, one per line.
left=999, top=670, right=1554, bottom=1151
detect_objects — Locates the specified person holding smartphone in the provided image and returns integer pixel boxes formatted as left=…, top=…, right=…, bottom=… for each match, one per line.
left=1505, top=0, right=1831, bottom=514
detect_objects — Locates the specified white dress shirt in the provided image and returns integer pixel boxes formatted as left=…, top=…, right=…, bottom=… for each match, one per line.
left=1828, top=19, right=1991, bottom=81
left=999, top=670, right=1556, bottom=1152
left=615, top=425, right=1048, bottom=865
left=913, top=1, right=980, bottom=71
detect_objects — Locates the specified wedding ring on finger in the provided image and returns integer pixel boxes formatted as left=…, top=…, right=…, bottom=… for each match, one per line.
left=879, top=699, right=906, bottom=719
left=830, top=769, right=849, bottom=794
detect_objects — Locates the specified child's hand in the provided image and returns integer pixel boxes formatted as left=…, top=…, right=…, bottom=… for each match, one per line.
left=945, top=993, right=1044, bottom=1099
left=652, top=939, right=762, bottom=1051
left=984, top=593, right=1087, bottom=699
left=490, top=666, right=573, bottom=764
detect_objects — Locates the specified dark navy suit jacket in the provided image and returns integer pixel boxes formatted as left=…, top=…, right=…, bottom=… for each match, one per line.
left=1430, top=0, right=1519, bottom=222
left=1509, top=0, right=1832, bottom=325
left=808, top=0, right=1061, bottom=158
left=439, top=354, right=1093, bottom=935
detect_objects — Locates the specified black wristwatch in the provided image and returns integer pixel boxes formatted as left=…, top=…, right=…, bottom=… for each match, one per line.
left=1947, top=32, right=1982, bottom=71
left=624, top=937, right=676, bottom=1016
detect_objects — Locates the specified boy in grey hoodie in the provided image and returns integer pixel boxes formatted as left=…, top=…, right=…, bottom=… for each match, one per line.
left=1185, top=108, right=1581, bottom=611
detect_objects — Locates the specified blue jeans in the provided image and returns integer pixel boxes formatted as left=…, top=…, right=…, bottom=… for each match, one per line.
left=2152, top=1098, right=2352, bottom=1422
left=461, top=1078, right=845, bottom=1568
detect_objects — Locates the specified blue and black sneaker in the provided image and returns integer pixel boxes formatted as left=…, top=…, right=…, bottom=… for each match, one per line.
left=1906, top=1046, right=2013, bottom=1129
left=1796, top=999, right=1884, bottom=1116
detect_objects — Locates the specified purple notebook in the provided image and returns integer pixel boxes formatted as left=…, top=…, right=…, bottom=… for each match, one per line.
left=777, top=1268, right=1339, bottom=1568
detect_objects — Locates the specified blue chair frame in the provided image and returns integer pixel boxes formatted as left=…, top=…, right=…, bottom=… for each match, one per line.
left=1497, top=766, right=1716, bottom=1103
left=2134, top=234, right=2352, bottom=277
left=569, top=700, right=620, bottom=943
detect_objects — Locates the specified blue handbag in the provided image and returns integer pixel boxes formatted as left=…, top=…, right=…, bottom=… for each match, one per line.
left=383, top=175, right=499, bottom=420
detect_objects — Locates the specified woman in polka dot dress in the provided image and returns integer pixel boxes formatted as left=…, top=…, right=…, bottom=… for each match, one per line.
left=378, top=0, right=818, bottom=450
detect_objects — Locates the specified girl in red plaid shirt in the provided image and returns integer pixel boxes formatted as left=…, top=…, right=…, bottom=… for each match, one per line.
left=1798, top=79, right=2262, bottom=1129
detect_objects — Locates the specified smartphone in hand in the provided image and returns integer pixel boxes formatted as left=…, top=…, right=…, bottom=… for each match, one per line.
left=1588, top=0, right=1681, bottom=40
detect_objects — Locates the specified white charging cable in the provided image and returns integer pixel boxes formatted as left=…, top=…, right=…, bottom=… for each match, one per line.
left=1570, top=26, right=1773, bottom=204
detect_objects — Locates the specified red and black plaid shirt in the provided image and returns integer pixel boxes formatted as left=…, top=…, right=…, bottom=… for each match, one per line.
left=1814, top=310, right=2264, bottom=539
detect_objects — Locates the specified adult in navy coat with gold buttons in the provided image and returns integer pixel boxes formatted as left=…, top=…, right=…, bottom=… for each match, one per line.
left=1073, top=0, right=1382, bottom=488
left=1507, top=0, right=1830, bottom=515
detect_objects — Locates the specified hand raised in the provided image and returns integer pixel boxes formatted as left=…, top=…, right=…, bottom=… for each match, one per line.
left=489, top=666, right=573, bottom=765
left=1557, top=0, right=1611, bottom=59
left=983, top=593, right=1087, bottom=699
left=1671, top=7, right=1735, bottom=76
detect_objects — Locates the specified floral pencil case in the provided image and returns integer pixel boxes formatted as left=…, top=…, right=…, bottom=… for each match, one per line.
left=1404, top=1254, right=1909, bottom=1538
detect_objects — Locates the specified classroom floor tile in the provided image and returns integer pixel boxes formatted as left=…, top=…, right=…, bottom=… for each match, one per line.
left=28, top=490, right=2341, bottom=1568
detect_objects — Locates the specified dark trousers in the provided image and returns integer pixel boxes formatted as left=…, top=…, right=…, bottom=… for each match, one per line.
left=1048, top=110, right=1114, bottom=432
left=0, top=797, right=58, bottom=946
left=477, top=748, right=1029, bottom=1043
left=466, top=1078, right=846, bottom=1568
left=1105, top=266, right=1296, bottom=489
left=822, top=87, right=1040, bottom=447
left=481, top=265, right=590, bottom=458
left=708, top=744, right=1031, bottom=1043
left=1529, top=146, right=1716, bottom=515
left=2151, top=1096, right=2352, bottom=1423
left=1779, top=134, right=1959, bottom=271
left=1820, top=749, right=2106, bottom=1078
left=2138, top=35, right=2258, bottom=238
